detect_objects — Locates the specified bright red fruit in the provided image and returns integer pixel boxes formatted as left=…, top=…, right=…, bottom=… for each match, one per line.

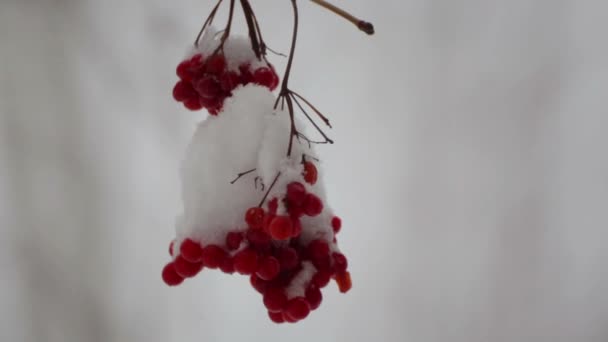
left=219, top=71, right=240, bottom=92
left=305, top=286, right=323, bottom=310
left=312, top=270, right=331, bottom=288
left=226, top=231, right=244, bottom=250
left=247, top=229, right=271, bottom=252
left=267, top=198, right=279, bottom=214
left=168, top=241, right=175, bottom=256
left=253, top=67, right=279, bottom=90
left=278, top=247, right=299, bottom=270
left=304, top=193, right=323, bottom=216
left=201, top=245, right=227, bottom=269
left=233, top=248, right=259, bottom=275
left=307, top=239, right=330, bottom=261
left=205, top=54, right=227, bottom=74
left=263, top=288, right=287, bottom=312
left=268, top=216, right=293, bottom=240
left=176, top=60, right=193, bottom=81
left=256, top=256, right=280, bottom=281
left=173, top=256, right=203, bottom=278
left=331, top=216, right=342, bottom=233
left=332, top=252, right=348, bottom=273
left=180, top=238, right=202, bottom=262
left=162, top=263, right=184, bottom=286
left=239, top=64, right=253, bottom=84
left=302, top=161, right=318, bottom=185
left=219, top=257, right=235, bottom=274
left=194, top=75, right=222, bottom=99
left=268, top=311, right=285, bottom=324
left=245, top=207, right=265, bottom=229
left=285, top=297, right=311, bottom=321
left=183, top=98, right=203, bottom=111
left=250, top=275, right=268, bottom=294
left=286, top=182, right=307, bottom=207
left=172, top=81, right=197, bottom=102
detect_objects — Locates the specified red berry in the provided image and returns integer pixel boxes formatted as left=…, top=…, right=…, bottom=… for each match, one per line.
left=250, top=275, right=268, bottom=294
left=263, top=288, right=288, bottom=312
left=233, top=248, right=258, bottom=275
left=239, top=64, right=253, bottom=84
left=307, top=239, right=330, bottom=261
left=267, top=198, right=279, bottom=214
left=183, top=98, right=203, bottom=111
left=169, top=240, right=175, bottom=256
left=277, top=247, right=299, bottom=270
left=207, top=104, right=223, bottom=116
left=304, top=193, right=323, bottom=216
left=262, top=213, right=275, bottom=234
left=226, top=231, right=244, bottom=250
left=162, top=262, right=184, bottom=286
left=219, top=257, right=235, bottom=274
left=291, top=218, right=302, bottom=237
left=173, top=256, right=203, bottom=278
left=247, top=229, right=271, bottom=252
left=176, top=60, right=193, bottom=81
left=285, top=297, right=310, bottom=321
left=331, top=216, right=342, bottom=234
left=219, top=71, right=240, bottom=92
left=332, top=252, right=348, bottom=273
left=179, top=238, right=202, bottom=262
left=268, top=311, right=285, bottom=324
left=303, top=161, right=318, bottom=185
left=253, top=67, right=278, bottom=90
left=205, top=54, right=226, bottom=74
left=312, top=270, right=331, bottom=288
left=190, top=53, right=203, bottom=64
left=172, top=81, right=197, bottom=102
left=201, top=245, right=227, bottom=269
left=245, top=207, right=265, bottom=229
left=199, top=96, right=222, bottom=115
left=335, top=271, right=352, bottom=293
left=194, top=75, right=222, bottom=99
left=256, top=256, right=280, bottom=281
left=189, top=55, right=206, bottom=78
left=283, top=312, right=298, bottom=323
left=305, top=285, right=323, bottom=310
left=268, top=216, right=293, bottom=240
left=286, top=182, right=307, bottom=208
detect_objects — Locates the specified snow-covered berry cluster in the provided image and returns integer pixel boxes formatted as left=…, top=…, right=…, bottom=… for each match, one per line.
left=163, top=24, right=355, bottom=324
left=163, top=155, right=351, bottom=323
left=171, top=29, right=279, bottom=115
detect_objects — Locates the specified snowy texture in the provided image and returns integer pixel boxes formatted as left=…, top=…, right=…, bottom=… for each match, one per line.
left=176, top=84, right=335, bottom=249
left=185, top=26, right=269, bottom=72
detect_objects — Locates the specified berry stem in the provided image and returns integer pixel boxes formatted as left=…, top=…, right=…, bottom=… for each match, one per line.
left=291, top=94, right=333, bottom=144
left=195, top=0, right=224, bottom=46
left=309, top=0, right=375, bottom=35
left=290, top=91, right=332, bottom=128
left=240, top=0, right=266, bottom=60
left=258, top=172, right=282, bottom=207
left=230, top=168, right=257, bottom=184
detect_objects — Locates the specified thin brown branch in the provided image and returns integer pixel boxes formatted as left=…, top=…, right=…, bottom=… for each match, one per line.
left=230, top=168, right=257, bottom=184
left=290, top=91, right=332, bottom=128
left=309, top=0, right=375, bottom=35
left=195, top=0, right=224, bottom=46
left=291, top=93, right=334, bottom=144
left=258, top=172, right=281, bottom=207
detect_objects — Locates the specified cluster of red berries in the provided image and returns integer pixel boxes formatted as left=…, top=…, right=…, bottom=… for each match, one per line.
left=172, top=53, right=279, bottom=115
left=162, top=161, right=351, bottom=323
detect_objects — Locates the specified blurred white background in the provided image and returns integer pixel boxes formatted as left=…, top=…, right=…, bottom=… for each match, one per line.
left=1, top=1, right=607, bottom=341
